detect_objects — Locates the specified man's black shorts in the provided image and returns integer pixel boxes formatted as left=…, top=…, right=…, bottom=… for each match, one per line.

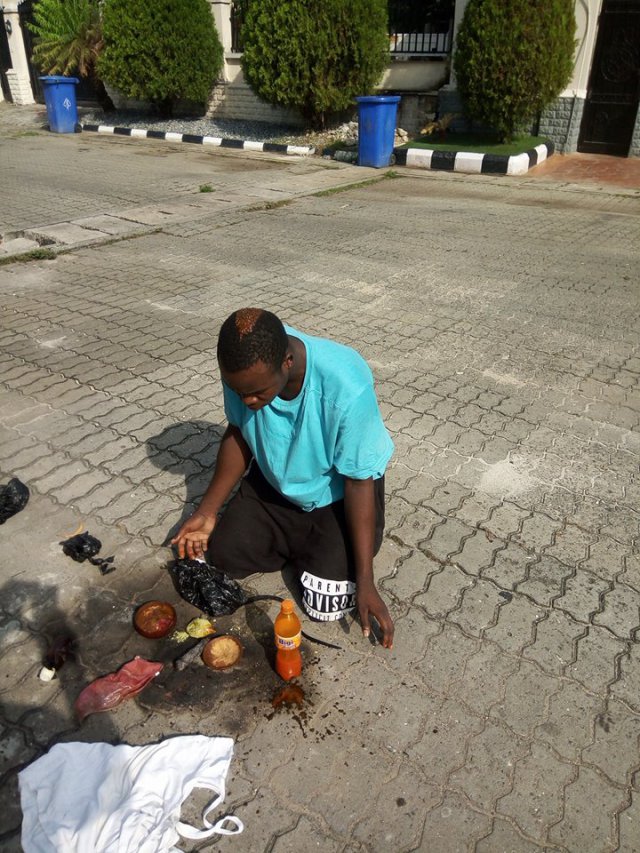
left=208, top=464, right=385, bottom=621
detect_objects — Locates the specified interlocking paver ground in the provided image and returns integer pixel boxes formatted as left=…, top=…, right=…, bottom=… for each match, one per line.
left=1, top=102, right=639, bottom=852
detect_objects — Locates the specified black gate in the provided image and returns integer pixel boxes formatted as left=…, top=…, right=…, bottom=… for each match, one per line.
left=19, top=0, right=99, bottom=104
left=18, top=0, right=43, bottom=102
left=578, top=0, right=640, bottom=156
left=0, top=12, right=13, bottom=102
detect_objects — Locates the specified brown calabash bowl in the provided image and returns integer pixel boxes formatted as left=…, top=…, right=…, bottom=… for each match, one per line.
left=202, top=635, right=244, bottom=670
left=134, top=600, right=177, bottom=639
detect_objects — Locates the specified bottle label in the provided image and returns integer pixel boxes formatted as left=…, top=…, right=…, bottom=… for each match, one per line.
left=276, top=631, right=301, bottom=650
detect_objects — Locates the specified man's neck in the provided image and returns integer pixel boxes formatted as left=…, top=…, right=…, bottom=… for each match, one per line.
left=280, top=335, right=306, bottom=400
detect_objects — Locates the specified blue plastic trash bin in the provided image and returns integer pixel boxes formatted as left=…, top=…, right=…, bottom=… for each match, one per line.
left=39, top=76, right=79, bottom=133
left=356, top=95, right=401, bottom=168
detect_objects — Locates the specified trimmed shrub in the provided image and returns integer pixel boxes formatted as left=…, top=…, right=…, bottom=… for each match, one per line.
left=98, top=0, right=223, bottom=116
left=454, top=0, right=576, bottom=141
left=241, top=0, right=389, bottom=128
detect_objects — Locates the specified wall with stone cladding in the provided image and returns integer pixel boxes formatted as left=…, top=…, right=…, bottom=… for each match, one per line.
left=538, top=96, right=585, bottom=153
left=394, top=93, right=438, bottom=135
left=630, top=105, right=640, bottom=158
left=437, top=87, right=493, bottom=135
left=6, top=69, right=34, bottom=106
left=207, top=79, right=304, bottom=127
left=208, top=78, right=439, bottom=135
left=437, top=87, right=467, bottom=132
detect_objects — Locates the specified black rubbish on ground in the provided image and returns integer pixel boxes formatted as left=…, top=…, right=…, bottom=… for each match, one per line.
left=39, top=635, right=75, bottom=681
left=173, top=558, right=254, bottom=616
left=60, top=531, right=116, bottom=575
left=0, top=477, right=30, bottom=524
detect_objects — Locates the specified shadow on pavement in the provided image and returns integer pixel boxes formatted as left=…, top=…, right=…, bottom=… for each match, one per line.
left=0, top=577, right=120, bottom=848
left=145, top=419, right=224, bottom=545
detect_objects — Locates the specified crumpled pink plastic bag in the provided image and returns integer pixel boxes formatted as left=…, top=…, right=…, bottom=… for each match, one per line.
left=75, top=656, right=163, bottom=721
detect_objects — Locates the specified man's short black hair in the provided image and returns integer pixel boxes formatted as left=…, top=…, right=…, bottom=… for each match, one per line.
left=217, top=308, right=288, bottom=372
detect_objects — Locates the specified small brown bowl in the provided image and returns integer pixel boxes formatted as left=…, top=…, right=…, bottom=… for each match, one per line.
left=134, top=601, right=177, bottom=639
left=202, top=635, right=244, bottom=670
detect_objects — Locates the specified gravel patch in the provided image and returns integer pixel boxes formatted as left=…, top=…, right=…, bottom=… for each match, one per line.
left=80, top=109, right=307, bottom=144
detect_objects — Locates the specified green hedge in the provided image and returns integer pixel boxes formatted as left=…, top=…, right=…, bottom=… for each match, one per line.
left=99, top=0, right=223, bottom=116
left=454, top=0, right=576, bottom=142
left=241, top=0, right=389, bottom=128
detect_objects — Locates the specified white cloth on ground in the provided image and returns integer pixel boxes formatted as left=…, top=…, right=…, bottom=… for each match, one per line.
left=19, top=734, right=244, bottom=852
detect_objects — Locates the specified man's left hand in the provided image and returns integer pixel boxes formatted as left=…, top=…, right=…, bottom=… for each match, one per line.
left=357, top=582, right=394, bottom=649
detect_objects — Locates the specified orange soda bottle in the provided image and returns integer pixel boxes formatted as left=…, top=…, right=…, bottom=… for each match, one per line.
left=274, top=599, right=302, bottom=681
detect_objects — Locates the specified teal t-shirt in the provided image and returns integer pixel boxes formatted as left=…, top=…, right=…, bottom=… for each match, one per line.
left=223, top=326, right=394, bottom=511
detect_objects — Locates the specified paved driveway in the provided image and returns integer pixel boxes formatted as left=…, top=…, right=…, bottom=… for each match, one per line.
left=1, top=119, right=639, bottom=852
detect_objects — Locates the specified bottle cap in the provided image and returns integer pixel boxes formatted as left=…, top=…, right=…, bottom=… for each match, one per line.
left=281, top=599, right=294, bottom=613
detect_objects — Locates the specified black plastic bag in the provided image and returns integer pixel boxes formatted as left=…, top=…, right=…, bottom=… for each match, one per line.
left=60, top=531, right=116, bottom=575
left=0, top=478, right=29, bottom=525
left=61, top=531, right=101, bottom=562
left=172, top=559, right=252, bottom=616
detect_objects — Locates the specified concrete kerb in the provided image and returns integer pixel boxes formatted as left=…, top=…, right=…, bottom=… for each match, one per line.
left=80, top=123, right=316, bottom=157
left=393, top=141, right=555, bottom=176
left=0, top=223, right=160, bottom=263
left=79, top=122, right=552, bottom=176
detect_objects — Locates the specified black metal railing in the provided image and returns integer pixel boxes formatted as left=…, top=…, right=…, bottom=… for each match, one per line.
left=389, top=24, right=452, bottom=55
left=230, top=0, right=248, bottom=53
left=388, top=0, right=454, bottom=55
left=230, top=0, right=454, bottom=56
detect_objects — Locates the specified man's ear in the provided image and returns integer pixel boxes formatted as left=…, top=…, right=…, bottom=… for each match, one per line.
left=283, top=351, right=294, bottom=369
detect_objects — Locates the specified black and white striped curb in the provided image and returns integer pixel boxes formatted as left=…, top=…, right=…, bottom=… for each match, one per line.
left=81, top=123, right=315, bottom=156
left=79, top=122, right=552, bottom=174
left=393, top=141, right=554, bottom=175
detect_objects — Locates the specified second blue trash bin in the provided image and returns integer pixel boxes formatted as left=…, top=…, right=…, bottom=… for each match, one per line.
left=39, top=76, right=79, bottom=133
left=356, top=95, right=401, bottom=168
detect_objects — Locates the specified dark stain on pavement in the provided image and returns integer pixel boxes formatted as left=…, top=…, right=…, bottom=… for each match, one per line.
left=138, top=607, right=318, bottom=739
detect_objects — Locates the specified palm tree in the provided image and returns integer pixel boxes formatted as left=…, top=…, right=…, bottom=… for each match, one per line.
left=28, top=0, right=114, bottom=111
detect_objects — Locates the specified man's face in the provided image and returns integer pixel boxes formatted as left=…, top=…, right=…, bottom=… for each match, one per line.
left=220, top=358, right=289, bottom=411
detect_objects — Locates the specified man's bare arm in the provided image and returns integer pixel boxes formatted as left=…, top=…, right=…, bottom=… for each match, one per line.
left=343, top=477, right=394, bottom=649
left=171, top=425, right=252, bottom=559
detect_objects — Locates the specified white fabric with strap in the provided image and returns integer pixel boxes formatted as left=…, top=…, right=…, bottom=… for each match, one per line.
left=19, top=735, right=244, bottom=852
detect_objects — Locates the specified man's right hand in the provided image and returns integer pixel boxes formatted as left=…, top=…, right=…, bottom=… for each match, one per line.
left=170, top=511, right=217, bottom=560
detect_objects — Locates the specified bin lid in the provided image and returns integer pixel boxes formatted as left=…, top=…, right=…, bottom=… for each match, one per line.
left=39, top=75, right=80, bottom=84
left=355, top=95, right=401, bottom=104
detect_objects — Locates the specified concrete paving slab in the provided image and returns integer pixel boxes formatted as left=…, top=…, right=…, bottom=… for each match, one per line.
left=115, top=201, right=232, bottom=226
left=24, top=222, right=107, bottom=246
left=72, top=214, right=155, bottom=236
left=0, top=237, right=40, bottom=257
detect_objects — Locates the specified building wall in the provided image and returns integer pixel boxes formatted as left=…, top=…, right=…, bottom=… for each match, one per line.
left=569, top=0, right=601, bottom=95
left=630, top=110, right=640, bottom=158
left=208, top=1, right=449, bottom=130
left=538, top=96, right=586, bottom=152
left=3, top=1, right=35, bottom=105
left=207, top=58, right=304, bottom=126
left=379, top=58, right=449, bottom=92
left=206, top=58, right=443, bottom=134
